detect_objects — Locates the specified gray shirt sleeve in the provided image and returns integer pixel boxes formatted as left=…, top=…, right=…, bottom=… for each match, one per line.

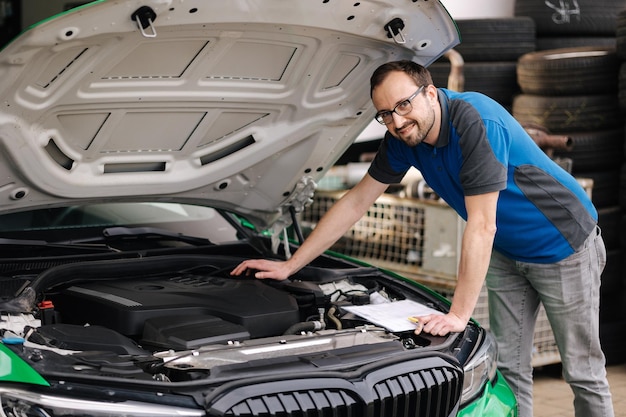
left=367, top=135, right=408, bottom=185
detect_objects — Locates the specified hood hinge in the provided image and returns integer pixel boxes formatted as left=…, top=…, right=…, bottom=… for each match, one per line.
left=269, top=176, right=317, bottom=257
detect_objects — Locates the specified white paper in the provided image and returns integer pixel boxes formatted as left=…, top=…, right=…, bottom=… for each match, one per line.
left=342, top=299, right=444, bottom=332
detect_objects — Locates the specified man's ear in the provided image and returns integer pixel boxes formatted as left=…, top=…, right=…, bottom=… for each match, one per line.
left=425, top=85, right=438, bottom=105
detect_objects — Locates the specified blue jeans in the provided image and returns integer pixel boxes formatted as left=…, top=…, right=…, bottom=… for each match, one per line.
left=486, top=226, right=614, bottom=417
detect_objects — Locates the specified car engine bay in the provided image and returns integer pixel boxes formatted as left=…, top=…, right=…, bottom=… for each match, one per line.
left=0, top=254, right=459, bottom=384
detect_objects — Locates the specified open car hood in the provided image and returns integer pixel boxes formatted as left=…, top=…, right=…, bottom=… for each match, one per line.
left=0, top=0, right=458, bottom=229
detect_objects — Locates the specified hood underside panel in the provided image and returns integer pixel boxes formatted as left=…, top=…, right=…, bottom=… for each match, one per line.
left=0, top=0, right=458, bottom=227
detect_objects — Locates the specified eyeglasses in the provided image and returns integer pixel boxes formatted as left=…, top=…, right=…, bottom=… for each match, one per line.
left=374, top=86, right=425, bottom=125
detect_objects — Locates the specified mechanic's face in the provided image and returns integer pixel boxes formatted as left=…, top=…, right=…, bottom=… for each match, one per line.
left=372, top=71, right=437, bottom=147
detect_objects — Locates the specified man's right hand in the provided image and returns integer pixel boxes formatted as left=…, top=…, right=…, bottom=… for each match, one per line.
left=230, top=176, right=388, bottom=282
left=230, top=259, right=294, bottom=281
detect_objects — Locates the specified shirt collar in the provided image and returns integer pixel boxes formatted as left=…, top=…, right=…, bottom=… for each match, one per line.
left=434, top=88, right=450, bottom=148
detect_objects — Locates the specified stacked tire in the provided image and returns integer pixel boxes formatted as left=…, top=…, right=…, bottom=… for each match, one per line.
left=515, top=0, right=623, bottom=51
left=512, top=44, right=625, bottom=365
left=428, top=17, right=536, bottom=110
left=607, top=7, right=626, bottom=366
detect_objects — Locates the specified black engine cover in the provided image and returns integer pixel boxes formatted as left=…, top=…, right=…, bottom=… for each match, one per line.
left=51, top=274, right=299, bottom=340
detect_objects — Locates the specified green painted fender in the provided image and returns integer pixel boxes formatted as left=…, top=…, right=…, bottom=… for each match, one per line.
left=0, top=343, right=49, bottom=386
left=458, top=370, right=517, bottom=417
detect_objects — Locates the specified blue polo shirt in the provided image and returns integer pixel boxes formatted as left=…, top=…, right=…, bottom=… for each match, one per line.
left=368, top=88, right=597, bottom=263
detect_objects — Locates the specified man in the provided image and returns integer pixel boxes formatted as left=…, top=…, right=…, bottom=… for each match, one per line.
left=231, top=60, right=614, bottom=417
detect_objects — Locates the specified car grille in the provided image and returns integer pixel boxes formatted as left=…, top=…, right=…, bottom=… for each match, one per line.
left=208, top=357, right=463, bottom=417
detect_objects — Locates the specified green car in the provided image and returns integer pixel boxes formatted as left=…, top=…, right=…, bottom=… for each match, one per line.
left=0, top=1, right=516, bottom=415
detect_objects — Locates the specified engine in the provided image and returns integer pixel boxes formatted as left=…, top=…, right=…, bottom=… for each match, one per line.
left=50, top=273, right=301, bottom=350
left=0, top=256, right=451, bottom=383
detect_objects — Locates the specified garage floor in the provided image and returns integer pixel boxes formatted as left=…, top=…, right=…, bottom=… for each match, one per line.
left=533, top=363, right=626, bottom=416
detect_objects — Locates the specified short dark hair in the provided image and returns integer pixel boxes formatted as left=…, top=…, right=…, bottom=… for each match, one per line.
left=369, top=60, right=433, bottom=97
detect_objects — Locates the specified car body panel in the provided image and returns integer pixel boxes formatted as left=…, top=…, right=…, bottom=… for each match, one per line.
left=0, top=0, right=458, bottom=228
left=459, top=371, right=517, bottom=417
left=0, top=344, right=49, bottom=386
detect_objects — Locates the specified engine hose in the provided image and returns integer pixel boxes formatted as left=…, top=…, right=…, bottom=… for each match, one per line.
left=327, top=306, right=342, bottom=330
left=283, top=320, right=325, bottom=335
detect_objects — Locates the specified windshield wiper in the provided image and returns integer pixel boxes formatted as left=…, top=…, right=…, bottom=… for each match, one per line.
left=101, top=226, right=213, bottom=246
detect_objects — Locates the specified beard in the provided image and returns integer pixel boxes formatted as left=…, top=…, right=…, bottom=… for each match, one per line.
left=394, top=106, right=436, bottom=147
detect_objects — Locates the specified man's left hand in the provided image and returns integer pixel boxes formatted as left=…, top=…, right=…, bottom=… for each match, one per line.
left=413, top=312, right=467, bottom=336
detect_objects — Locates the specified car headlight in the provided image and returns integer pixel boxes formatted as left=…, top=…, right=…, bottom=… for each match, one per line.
left=461, top=329, right=499, bottom=405
left=0, top=388, right=204, bottom=417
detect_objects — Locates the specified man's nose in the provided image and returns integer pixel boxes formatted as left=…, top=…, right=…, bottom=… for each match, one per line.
left=390, top=111, right=406, bottom=127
